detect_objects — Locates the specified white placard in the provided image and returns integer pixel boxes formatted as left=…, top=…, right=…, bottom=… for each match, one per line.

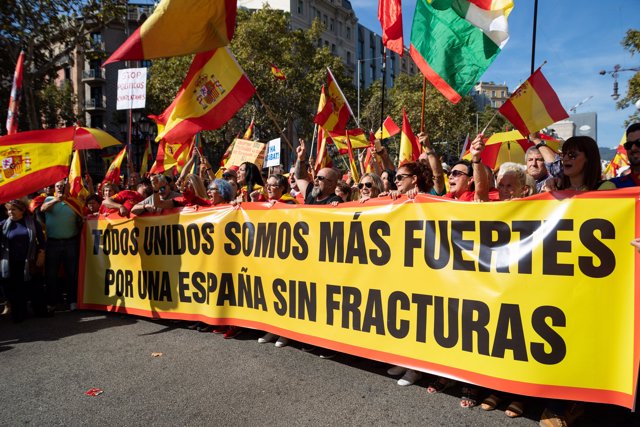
left=117, top=68, right=147, bottom=110
left=264, top=138, right=281, bottom=168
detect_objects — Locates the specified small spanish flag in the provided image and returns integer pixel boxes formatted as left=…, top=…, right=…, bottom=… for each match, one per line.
left=270, top=63, right=286, bottom=80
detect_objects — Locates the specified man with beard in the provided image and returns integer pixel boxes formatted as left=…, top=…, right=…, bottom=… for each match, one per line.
left=294, top=139, right=343, bottom=205
left=610, top=123, right=640, bottom=188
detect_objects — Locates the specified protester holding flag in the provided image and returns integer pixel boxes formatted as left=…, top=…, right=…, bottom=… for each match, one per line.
left=1, top=199, right=47, bottom=322
left=41, top=180, right=82, bottom=311
left=294, top=139, right=342, bottom=206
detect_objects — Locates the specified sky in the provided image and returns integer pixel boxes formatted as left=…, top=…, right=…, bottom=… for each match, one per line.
left=350, top=0, right=640, bottom=148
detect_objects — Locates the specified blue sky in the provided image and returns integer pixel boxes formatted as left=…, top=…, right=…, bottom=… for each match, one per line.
left=351, top=0, right=640, bottom=148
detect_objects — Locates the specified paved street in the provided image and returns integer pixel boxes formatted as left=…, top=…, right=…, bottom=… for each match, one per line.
left=0, top=311, right=637, bottom=426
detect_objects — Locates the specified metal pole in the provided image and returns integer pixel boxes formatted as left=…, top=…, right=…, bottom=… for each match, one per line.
left=530, top=0, right=538, bottom=76
left=357, top=59, right=361, bottom=126
left=379, top=48, right=387, bottom=140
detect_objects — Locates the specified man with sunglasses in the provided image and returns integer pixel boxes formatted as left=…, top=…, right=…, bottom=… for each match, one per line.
left=443, top=134, right=490, bottom=201
left=294, top=139, right=343, bottom=205
left=609, top=123, right=640, bottom=188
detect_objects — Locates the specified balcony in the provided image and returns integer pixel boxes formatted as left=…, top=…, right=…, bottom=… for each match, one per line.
left=82, top=69, right=106, bottom=84
left=85, top=96, right=106, bottom=111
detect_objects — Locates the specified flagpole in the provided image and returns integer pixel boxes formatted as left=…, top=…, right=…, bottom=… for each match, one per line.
left=530, top=0, right=539, bottom=75
left=480, top=110, right=499, bottom=135
left=253, top=90, right=294, bottom=151
left=420, top=77, right=427, bottom=133
left=310, top=123, right=318, bottom=162
left=379, top=48, right=387, bottom=142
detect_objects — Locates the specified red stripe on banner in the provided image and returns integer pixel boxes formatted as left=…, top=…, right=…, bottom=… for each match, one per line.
left=0, top=165, right=69, bottom=203
left=498, top=100, right=531, bottom=135
left=410, top=44, right=462, bottom=104
left=529, top=70, right=569, bottom=122
left=103, top=28, right=144, bottom=65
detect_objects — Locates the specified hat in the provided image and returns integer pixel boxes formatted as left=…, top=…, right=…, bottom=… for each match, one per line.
left=227, top=165, right=239, bottom=172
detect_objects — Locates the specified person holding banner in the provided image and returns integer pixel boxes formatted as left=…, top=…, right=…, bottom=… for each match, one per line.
left=379, top=169, right=397, bottom=194
left=250, top=174, right=297, bottom=206
left=131, top=175, right=181, bottom=215
left=387, top=160, right=434, bottom=201
left=355, top=173, right=384, bottom=203
left=237, top=162, right=265, bottom=202
left=101, top=181, right=152, bottom=217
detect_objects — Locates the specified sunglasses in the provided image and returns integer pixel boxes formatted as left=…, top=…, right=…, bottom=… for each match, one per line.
left=222, top=173, right=235, bottom=180
left=315, top=175, right=328, bottom=181
left=394, top=173, right=414, bottom=182
left=358, top=182, right=373, bottom=189
left=449, top=170, right=470, bottom=178
left=561, top=151, right=579, bottom=160
left=624, top=139, right=640, bottom=151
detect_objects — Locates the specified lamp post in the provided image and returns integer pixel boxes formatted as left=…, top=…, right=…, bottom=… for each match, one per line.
left=356, top=55, right=385, bottom=126
left=599, top=64, right=640, bottom=101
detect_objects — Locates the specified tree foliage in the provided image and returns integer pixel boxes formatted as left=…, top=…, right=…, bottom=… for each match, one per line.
left=618, top=29, right=640, bottom=125
left=0, top=0, right=125, bottom=131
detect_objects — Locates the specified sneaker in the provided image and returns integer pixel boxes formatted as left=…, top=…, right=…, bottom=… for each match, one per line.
left=258, top=332, right=276, bottom=344
left=275, top=337, right=289, bottom=348
left=397, top=369, right=422, bottom=386
left=387, top=365, right=407, bottom=376
left=223, top=326, right=241, bottom=339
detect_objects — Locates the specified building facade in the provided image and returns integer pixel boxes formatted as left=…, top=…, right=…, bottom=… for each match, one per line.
left=471, top=81, right=510, bottom=110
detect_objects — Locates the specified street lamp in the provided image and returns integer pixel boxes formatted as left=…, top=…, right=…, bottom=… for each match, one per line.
left=599, top=64, right=640, bottom=101
left=357, top=55, right=385, bottom=126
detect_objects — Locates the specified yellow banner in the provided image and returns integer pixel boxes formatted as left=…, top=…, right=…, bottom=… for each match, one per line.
left=79, top=190, right=640, bottom=408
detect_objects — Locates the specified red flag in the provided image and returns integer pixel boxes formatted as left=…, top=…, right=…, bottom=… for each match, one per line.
left=104, top=0, right=237, bottom=65
left=314, top=68, right=352, bottom=133
left=270, top=63, right=286, bottom=80
left=0, top=128, right=74, bottom=203
left=498, top=68, right=569, bottom=136
left=155, top=47, right=255, bottom=143
left=374, top=116, right=401, bottom=139
left=6, top=51, right=24, bottom=135
left=102, top=146, right=127, bottom=185
left=378, top=0, right=404, bottom=56
left=399, top=108, right=420, bottom=164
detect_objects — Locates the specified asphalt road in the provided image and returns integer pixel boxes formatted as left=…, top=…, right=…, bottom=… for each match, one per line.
left=0, top=311, right=637, bottom=426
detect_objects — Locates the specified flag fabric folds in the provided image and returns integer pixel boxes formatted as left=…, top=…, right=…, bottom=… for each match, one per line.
left=498, top=68, right=569, bottom=136
left=329, top=129, right=370, bottom=152
left=409, top=0, right=512, bottom=103
left=314, top=69, right=353, bottom=133
left=374, top=116, right=401, bottom=140
left=6, top=51, right=24, bottom=135
left=103, top=146, right=127, bottom=186
left=603, top=132, right=629, bottom=179
left=66, top=150, right=89, bottom=217
left=270, top=64, right=286, bottom=80
left=345, top=133, right=360, bottom=183
left=314, top=127, right=334, bottom=172
left=0, top=128, right=73, bottom=203
left=243, top=118, right=255, bottom=140
left=378, top=0, right=404, bottom=56
left=399, top=108, right=420, bottom=164
left=150, top=137, right=195, bottom=175
left=104, top=0, right=237, bottom=65
left=155, top=47, right=255, bottom=143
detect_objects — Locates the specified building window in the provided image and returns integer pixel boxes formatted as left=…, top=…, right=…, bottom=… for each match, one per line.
left=330, top=18, right=334, bottom=32
left=338, top=21, right=342, bottom=36
left=347, top=26, right=352, bottom=40
left=323, top=14, right=327, bottom=27
left=347, top=51, right=351, bottom=64
left=331, top=43, right=336, bottom=53
left=492, top=90, right=496, bottom=97
left=297, top=0, right=303, bottom=14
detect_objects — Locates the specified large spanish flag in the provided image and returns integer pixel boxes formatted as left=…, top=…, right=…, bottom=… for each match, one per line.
left=498, top=68, right=569, bottom=136
left=314, top=68, right=352, bottom=133
left=0, top=128, right=73, bottom=203
left=103, top=0, right=237, bottom=65
left=155, top=47, right=255, bottom=142
left=410, top=0, right=512, bottom=103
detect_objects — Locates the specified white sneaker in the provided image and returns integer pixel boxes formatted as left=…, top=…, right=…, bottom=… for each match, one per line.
left=274, top=337, right=289, bottom=348
left=397, top=369, right=422, bottom=386
left=387, top=365, right=407, bottom=376
left=258, top=332, right=276, bottom=344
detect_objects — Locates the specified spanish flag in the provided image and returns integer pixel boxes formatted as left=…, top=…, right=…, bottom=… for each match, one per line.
left=603, top=132, right=629, bottom=179
left=102, top=146, right=127, bottom=186
left=398, top=108, right=420, bottom=164
left=314, top=127, right=334, bottom=172
left=150, top=137, right=195, bottom=175
left=155, top=47, right=255, bottom=143
left=345, top=132, right=360, bottom=183
left=243, top=118, right=255, bottom=140
left=0, top=128, right=73, bottom=203
left=314, top=68, right=352, bottom=133
left=329, top=129, right=370, bottom=152
left=270, top=64, right=286, bottom=80
left=104, top=0, right=237, bottom=65
left=374, top=116, right=401, bottom=140
left=498, top=68, right=569, bottom=136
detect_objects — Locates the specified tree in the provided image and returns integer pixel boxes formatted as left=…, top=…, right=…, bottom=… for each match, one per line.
left=0, top=0, right=125, bottom=131
left=618, top=29, right=640, bottom=125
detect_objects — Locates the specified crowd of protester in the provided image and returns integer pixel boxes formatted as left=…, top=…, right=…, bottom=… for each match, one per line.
left=2, top=123, right=640, bottom=427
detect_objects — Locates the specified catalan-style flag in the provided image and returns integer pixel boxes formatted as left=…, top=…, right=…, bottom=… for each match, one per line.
left=270, top=64, right=286, bottom=80
left=104, top=0, right=237, bottom=65
left=603, top=132, right=629, bottom=179
left=329, top=129, right=370, bottom=152
left=314, top=68, right=353, bottom=133
left=398, top=108, right=420, bottom=164
left=345, top=132, right=360, bottom=183
left=498, top=68, right=569, bottom=136
left=0, top=128, right=73, bottom=203
left=155, top=47, right=255, bottom=143
left=410, top=0, right=513, bottom=103
left=6, top=51, right=24, bottom=135
left=378, top=0, right=404, bottom=56
left=374, top=116, right=401, bottom=140
left=102, top=146, right=127, bottom=185
left=150, top=137, right=195, bottom=175
left=243, top=118, right=255, bottom=140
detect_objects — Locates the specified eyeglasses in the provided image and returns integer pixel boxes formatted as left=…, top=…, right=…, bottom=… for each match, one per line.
left=222, top=173, right=235, bottom=180
left=266, top=183, right=281, bottom=189
left=208, top=187, right=219, bottom=192
left=449, top=170, right=470, bottom=178
left=315, top=175, right=328, bottom=181
left=561, top=151, right=579, bottom=160
left=394, top=173, right=414, bottom=182
left=624, top=139, right=640, bottom=151
left=358, top=182, right=373, bottom=189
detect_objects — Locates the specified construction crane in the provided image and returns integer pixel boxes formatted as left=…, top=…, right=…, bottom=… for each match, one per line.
left=568, top=95, right=593, bottom=114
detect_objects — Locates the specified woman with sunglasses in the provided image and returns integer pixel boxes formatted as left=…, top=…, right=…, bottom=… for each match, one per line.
left=536, top=135, right=615, bottom=192
left=387, top=161, right=434, bottom=201
left=356, top=173, right=384, bottom=202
